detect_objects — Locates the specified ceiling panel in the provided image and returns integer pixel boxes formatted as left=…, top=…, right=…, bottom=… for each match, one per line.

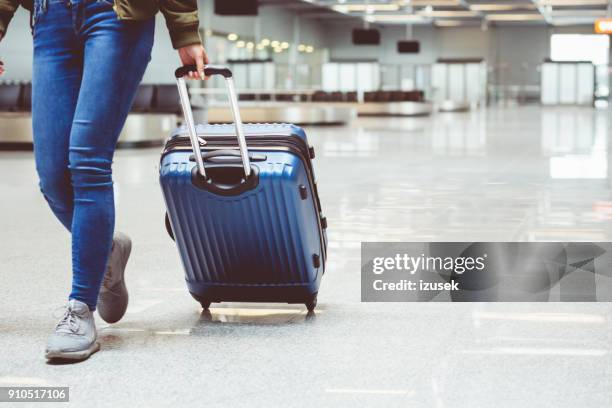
left=293, top=0, right=612, bottom=26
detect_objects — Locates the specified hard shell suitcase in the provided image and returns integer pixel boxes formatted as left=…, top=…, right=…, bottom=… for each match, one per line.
left=160, top=65, right=327, bottom=311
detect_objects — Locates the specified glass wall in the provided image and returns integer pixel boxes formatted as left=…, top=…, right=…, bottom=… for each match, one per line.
left=322, top=63, right=380, bottom=92
left=321, top=62, right=432, bottom=95
left=198, top=29, right=322, bottom=93
left=550, top=34, right=610, bottom=103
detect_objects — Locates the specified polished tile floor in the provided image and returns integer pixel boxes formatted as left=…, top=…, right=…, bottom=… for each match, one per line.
left=1, top=106, right=611, bottom=407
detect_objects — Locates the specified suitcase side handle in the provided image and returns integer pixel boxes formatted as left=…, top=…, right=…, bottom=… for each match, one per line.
left=175, top=65, right=252, bottom=180
left=189, top=150, right=268, bottom=163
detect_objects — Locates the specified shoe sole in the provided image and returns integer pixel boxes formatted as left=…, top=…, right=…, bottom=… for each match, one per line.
left=45, top=342, right=100, bottom=361
left=98, top=237, right=132, bottom=324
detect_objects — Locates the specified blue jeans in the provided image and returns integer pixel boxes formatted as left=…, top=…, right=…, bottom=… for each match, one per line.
left=32, top=0, right=154, bottom=309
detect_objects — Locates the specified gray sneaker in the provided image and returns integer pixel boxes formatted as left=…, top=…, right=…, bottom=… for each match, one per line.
left=97, top=232, right=132, bottom=324
left=45, top=299, right=100, bottom=361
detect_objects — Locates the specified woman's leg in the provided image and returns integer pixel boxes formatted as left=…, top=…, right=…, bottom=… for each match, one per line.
left=67, top=1, right=155, bottom=309
left=32, top=0, right=83, bottom=231
left=33, top=0, right=102, bottom=362
left=46, top=0, right=154, bottom=361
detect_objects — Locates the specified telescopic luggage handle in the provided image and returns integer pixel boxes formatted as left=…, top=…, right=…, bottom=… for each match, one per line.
left=175, top=65, right=252, bottom=180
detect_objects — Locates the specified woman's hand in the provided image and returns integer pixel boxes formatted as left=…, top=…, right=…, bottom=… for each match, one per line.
left=178, top=44, right=209, bottom=80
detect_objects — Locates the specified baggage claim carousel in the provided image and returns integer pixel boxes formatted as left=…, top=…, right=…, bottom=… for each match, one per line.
left=0, top=88, right=433, bottom=150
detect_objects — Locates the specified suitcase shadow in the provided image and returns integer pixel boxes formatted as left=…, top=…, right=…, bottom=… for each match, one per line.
left=191, top=305, right=316, bottom=330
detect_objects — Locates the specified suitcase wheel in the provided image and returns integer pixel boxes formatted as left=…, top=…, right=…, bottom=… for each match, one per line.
left=305, top=295, right=317, bottom=312
left=190, top=291, right=212, bottom=310
left=164, top=212, right=175, bottom=241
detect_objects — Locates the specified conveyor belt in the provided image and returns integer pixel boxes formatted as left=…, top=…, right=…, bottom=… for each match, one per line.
left=352, top=101, right=433, bottom=117
left=207, top=103, right=357, bottom=125
left=0, top=113, right=177, bottom=150
left=438, top=101, right=471, bottom=112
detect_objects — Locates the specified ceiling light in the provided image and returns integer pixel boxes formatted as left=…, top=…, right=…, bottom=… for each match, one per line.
left=246, top=42, right=254, bottom=49
left=261, top=38, right=270, bottom=46
left=367, top=14, right=427, bottom=23
left=470, top=4, right=536, bottom=11
left=256, top=43, right=265, bottom=50
left=227, top=33, right=238, bottom=41
left=271, top=40, right=280, bottom=48
left=410, top=0, right=460, bottom=6
left=553, top=9, right=606, bottom=16
left=305, top=46, right=314, bottom=53
left=435, top=20, right=465, bottom=27
left=485, top=14, right=545, bottom=21
left=298, top=44, right=307, bottom=52
left=537, top=0, right=608, bottom=5
left=420, top=10, right=478, bottom=17
left=236, top=40, right=245, bottom=48
left=332, top=4, right=401, bottom=13
left=281, top=42, right=290, bottom=49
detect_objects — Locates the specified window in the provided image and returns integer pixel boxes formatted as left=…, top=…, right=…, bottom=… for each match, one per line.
left=550, top=34, right=609, bottom=65
left=322, top=63, right=380, bottom=92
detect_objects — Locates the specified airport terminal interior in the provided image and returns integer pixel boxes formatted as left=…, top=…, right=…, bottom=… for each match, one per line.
left=1, top=0, right=612, bottom=406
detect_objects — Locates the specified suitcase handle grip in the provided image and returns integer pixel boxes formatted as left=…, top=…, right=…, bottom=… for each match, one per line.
left=175, top=65, right=251, bottom=180
left=174, top=65, right=232, bottom=79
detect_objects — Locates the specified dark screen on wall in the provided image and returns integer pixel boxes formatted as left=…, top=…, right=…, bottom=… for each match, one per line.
left=352, top=29, right=381, bottom=45
left=397, top=41, right=420, bottom=53
left=215, top=0, right=259, bottom=16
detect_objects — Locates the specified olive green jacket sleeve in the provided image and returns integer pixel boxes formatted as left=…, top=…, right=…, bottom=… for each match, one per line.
left=159, top=0, right=201, bottom=49
left=0, top=0, right=23, bottom=42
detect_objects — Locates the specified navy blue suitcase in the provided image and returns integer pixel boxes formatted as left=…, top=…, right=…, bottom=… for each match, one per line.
left=160, top=66, right=327, bottom=311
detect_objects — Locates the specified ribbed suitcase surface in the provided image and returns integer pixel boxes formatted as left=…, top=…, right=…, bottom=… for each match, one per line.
left=160, top=123, right=327, bottom=306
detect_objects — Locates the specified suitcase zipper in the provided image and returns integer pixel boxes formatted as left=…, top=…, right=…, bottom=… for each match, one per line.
left=164, top=143, right=322, bottom=218
left=162, top=134, right=311, bottom=161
